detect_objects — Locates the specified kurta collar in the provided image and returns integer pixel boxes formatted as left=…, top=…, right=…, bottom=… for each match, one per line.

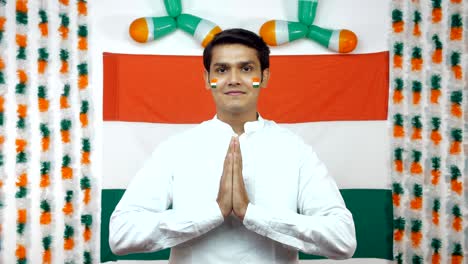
left=211, top=113, right=265, bottom=135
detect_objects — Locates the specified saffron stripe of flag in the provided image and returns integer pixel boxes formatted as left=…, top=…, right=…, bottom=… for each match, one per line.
left=103, top=52, right=389, bottom=123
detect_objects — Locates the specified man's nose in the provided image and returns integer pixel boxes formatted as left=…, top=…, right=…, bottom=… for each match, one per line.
left=227, top=70, right=241, bottom=86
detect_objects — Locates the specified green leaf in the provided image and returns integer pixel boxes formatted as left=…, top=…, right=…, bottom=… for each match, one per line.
left=394, top=217, right=405, bottom=230
left=452, top=205, right=461, bottom=217
left=432, top=199, right=440, bottom=212
left=41, top=161, right=50, bottom=175
left=451, top=52, right=460, bottom=66
left=411, top=219, right=422, bottom=232
left=81, top=177, right=91, bottom=189
left=394, top=148, right=403, bottom=160
left=431, top=117, right=440, bottom=130
left=450, top=165, right=461, bottom=180
left=451, top=14, right=462, bottom=28
left=450, top=90, right=462, bottom=105
left=413, top=184, right=422, bottom=197
left=64, top=225, right=74, bottom=238
left=431, top=156, right=440, bottom=170
left=412, top=47, right=421, bottom=59
left=39, top=10, right=48, bottom=23
left=451, top=129, right=462, bottom=142
left=65, top=190, right=73, bottom=202
left=81, top=214, right=92, bottom=227
left=412, top=150, right=422, bottom=162
left=78, top=25, right=88, bottom=37
left=40, top=123, right=50, bottom=137
left=61, top=119, right=72, bottom=131
left=394, top=78, right=403, bottom=90
left=393, top=183, right=404, bottom=195
left=411, top=116, right=422, bottom=129
left=392, top=9, right=403, bottom=22
left=43, top=236, right=52, bottom=250
left=16, top=11, right=28, bottom=25
left=432, top=34, right=442, bottom=49
left=40, top=200, right=50, bottom=212
left=394, top=113, right=404, bottom=126
left=62, top=155, right=71, bottom=167
left=394, top=42, right=403, bottom=56
left=412, top=81, right=422, bottom=93
left=431, top=75, right=441, bottom=89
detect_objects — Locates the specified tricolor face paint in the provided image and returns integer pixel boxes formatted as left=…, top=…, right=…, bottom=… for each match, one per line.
left=210, top=78, right=217, bottom=89
left=252, top=77, right=260, bottom=88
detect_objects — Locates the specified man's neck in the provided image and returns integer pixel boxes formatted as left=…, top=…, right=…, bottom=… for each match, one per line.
left=217, top=110, right=258, bottom=135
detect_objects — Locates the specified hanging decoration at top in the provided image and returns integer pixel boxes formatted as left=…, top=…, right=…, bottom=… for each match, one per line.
left=128, top=0, right=358, bottom=53
left=129, top=0, right=221, bottom=47
left=260, top=0, right=358, bottom=53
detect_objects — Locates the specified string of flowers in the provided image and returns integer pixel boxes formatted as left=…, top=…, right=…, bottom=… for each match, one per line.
left=15, top=0, right=30, bottom=263
left=445, top=0, right=464, bottom=263
left=390, top=0, right=408, bottom=263
left=0, top=0, right=6, bottom=259
left=425, top=0, right=446, bottom=263
left=77, top=1, right=95, bottom=262
left=58, top=0, right=79, bottom=262
left=406, top=0, right=426, bottom=262
left=38, top=0, right=55, bottom=263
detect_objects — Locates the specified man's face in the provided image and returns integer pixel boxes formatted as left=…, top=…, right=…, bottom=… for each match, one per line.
left=204, top=44, right=269, bottom=115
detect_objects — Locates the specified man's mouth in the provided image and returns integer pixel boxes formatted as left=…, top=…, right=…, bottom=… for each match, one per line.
left=225, top=91, right=246, bottom=96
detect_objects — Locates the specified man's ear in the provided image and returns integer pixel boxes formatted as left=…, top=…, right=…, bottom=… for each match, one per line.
left=260, top=68, right=270, bottom=88
left=203, top=70, right=211, bottom=90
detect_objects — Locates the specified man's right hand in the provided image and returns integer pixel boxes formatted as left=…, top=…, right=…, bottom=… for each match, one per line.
left=216, top=136, right=234, bottom=218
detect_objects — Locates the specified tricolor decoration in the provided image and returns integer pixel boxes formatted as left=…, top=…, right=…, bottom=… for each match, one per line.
left=38, top=0, right=55, bottom=263
left=252, top=77, right=260, bottom=88
left=77, top=1, right=97, bottom=263
left=15, top=1, right=31, bottom=263
left=390, top=0, right=466, bottom=263
left=259, top=0, right=358, bottom=53
left=57, top=0, right=79, bottom=262
left=210, top=78, right=217, bottom=89
left=0, top=0, right=6, bottom=256
left=129, top=0, right=221, bottom=47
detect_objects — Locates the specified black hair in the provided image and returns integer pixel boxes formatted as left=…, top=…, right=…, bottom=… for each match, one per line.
left=203, top=28, right=270, bottom=72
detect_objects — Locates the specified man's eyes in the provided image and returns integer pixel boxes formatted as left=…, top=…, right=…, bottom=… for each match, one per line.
left=215, top=66, right=253, bottom=73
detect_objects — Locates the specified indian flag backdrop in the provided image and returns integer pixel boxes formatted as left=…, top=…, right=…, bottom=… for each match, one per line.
left=98, top=0, right=392, bottom=263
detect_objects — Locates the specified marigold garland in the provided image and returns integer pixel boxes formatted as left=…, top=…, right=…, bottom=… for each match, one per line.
left=15, top=1, right=30, bottom=263
left=0, top=0, right=6, bottom=259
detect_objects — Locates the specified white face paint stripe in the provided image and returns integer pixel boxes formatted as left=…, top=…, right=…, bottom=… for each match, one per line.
left=145, top=17, right=154, bottom=41
left=328, top=30, right=340, bottom=52
left=275, top=20, right=289, bottom=45
left=194, top=19, right=215, bottom=43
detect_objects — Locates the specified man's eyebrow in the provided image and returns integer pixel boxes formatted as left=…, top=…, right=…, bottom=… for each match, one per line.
left=212, top=61, right=256, bottom=67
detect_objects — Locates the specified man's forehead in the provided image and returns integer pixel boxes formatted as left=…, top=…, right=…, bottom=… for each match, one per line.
left=210, top=44, right=259, bottom=66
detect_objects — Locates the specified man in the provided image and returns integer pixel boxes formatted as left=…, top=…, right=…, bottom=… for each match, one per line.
left=109, top=28, right=356, bottom=263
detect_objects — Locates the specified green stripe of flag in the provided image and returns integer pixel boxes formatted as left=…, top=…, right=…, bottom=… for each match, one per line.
left=100, top=189, right=393, bottom=262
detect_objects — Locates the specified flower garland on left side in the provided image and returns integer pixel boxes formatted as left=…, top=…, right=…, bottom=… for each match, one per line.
left=0, top=0, right=7, bottom=259
left=77, top=1, right=95, bottom=263
left=38, top=0, right=55, bottom=263
left=15, top=0, right=31, bottom=263
left=390, top=1, right=407, bottom=263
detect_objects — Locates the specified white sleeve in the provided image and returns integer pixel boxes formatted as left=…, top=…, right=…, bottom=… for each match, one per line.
left=242, top=144, right=356, bottom=260
left=109, top=141, right=224, bottom=255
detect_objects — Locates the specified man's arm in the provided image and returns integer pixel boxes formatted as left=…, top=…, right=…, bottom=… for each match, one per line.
left=240, top=143, right=356, bottom=260
left=109, top=141, right=225, bottom=255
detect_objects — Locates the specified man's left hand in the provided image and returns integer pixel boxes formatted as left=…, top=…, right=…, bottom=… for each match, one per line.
left=232, top=136, right=250, bottom=221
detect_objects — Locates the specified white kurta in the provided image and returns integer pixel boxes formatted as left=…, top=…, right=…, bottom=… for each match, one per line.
left=109, top=114, right=356, bottom=264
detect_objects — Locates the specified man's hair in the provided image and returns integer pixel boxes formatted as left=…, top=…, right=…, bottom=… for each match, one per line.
left=203, top=28, right=270, bottom=72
